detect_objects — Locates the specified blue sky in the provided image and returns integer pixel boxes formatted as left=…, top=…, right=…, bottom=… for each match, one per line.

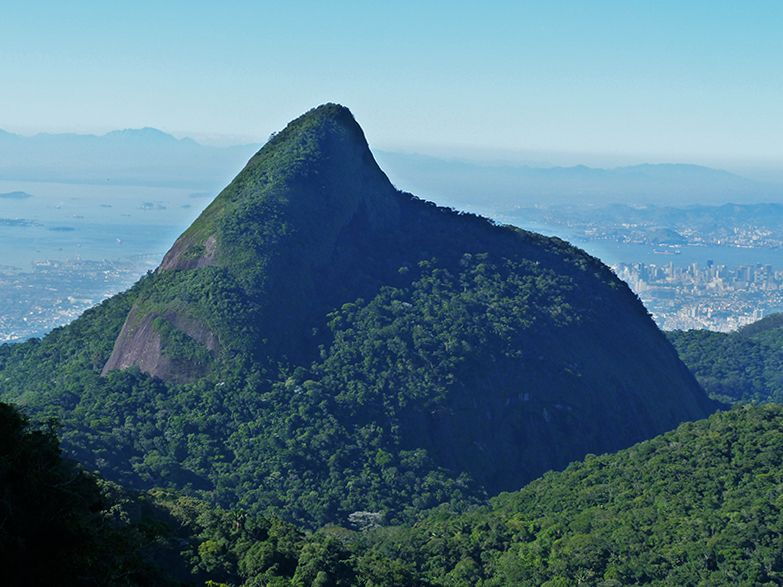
left=1, top=1, right=781, bottom=168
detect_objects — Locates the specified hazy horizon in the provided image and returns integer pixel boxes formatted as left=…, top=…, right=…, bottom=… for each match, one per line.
left=2, top=2, right=782, bottom=174
left=2, top=120, right=783, bottom=186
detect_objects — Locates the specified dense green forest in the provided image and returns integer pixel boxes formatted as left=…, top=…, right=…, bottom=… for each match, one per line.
left=0, top=401, right=149, bottom=584
left=349, top=404, right=783, bottom=585
left=12, top=402, right=782, bottom=585
left=0, top=104, right=713, bottom=531
left=179, top=405, right=783, bottom=585
left=1, top=252, right=708, bottom=529
left=0, top=400, right=315, bottom=585
left=669, top=313, right=783, bottom=403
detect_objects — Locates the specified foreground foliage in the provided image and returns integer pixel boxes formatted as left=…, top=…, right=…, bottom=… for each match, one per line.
left=208, top=405, right=783, bottom=586
left=351, top=404, right=783, bottom=585
left=0, top=402, right=147, bottom=584
left=5, top=401, right=783, bottom=585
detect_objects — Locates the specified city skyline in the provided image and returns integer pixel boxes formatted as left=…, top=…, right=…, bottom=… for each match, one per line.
left=615, top=259, right=781, bottom=331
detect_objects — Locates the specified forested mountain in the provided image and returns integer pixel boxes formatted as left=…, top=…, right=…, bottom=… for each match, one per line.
left=669, top=313, right=783, bottom=403
left=0, top=104, right=714, bottom=529
left=0, top=126, right=257, bottom=189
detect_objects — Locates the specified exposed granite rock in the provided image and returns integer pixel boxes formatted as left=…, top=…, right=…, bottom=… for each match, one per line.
left=102, top=307, right=217, bottom=383
left=159, top=234, right=218, bottom=271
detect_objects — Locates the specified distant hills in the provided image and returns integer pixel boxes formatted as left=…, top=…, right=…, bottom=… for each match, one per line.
left=376, top=151, right=778, bottom=207
left=0, top=104, right=714, bottom=528
left=1, top=124, right=779, bottom=206
left=512, top=201, right=783, bottom=225
left=0, top=127, right=259, bottom=190
left=0, top=190, right=33, bottom=199
left=508, top=201, right=783, bottom=249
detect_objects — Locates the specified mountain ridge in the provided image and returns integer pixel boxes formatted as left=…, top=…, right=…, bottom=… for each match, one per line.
left=0, top=125, right=259, bottom=190
left=338, top=404, right=783, bottom=585
left=669, top=312, right=783, bottom=404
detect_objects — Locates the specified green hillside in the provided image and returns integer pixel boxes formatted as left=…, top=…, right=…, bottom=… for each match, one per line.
left=0, top=104, right=714, bottom=529
left=0, top=399, right=304, bottom=585
left=669, top=313, right=783, bottom=403
left=332, top=405, right=783, bottom=585
left=23, top=404, right=778, bottom=586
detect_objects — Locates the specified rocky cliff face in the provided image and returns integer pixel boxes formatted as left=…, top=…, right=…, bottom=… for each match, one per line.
left=102, top=307, right=218, bottom=383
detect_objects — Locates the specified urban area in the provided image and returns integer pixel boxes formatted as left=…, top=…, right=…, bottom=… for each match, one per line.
left=613, top=260, right=781, bottom=331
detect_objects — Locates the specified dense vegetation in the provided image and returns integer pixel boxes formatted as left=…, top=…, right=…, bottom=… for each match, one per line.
left=19, top=404, right=780, bottom=586
left=669, top=313, right=783, bottom=403
left=0, top=401, right=148, bottom=584
left=0, top=255, right=599, bottom=527
left=195, top=405, right=783, bottom=586
left=346, top=404, right=783, bottom=585
left=0, top=399, right=335, bottom=585
left=2, top=105, right=780, bottom=585
left=0, top=104, right=712, bottom=532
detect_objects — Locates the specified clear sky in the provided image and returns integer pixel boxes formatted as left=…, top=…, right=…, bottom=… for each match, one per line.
left=1, top=1, right=781, bottom=169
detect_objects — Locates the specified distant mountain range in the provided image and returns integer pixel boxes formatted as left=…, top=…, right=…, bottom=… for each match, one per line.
left=0, top=127, right=259, bottom=190
left=0, top=191, right=33, bottom=199
left=1, top=126, right=779, bottom=205
left=375, top=151, right=781, bottom=207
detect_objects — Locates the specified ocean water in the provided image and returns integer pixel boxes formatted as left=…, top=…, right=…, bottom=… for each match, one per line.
left=515, top=220, right=783, bottom=270
left=0, top=179, right=214, bottom=269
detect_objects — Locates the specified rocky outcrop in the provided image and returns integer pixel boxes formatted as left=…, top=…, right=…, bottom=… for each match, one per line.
left=102, top=307, right=217, bottom=383
left=158, top=234, right=218, bottom=272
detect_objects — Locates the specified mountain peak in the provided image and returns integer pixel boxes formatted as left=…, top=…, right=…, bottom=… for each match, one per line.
left=157, top=103, right=395, bottom=271
left=256, top=103, right=372, bottom=169
left=265, top=103, right=364, bottom=142
left=103, top=103, right=400, bottom=379
left=104, top=127, right=180, bottom=142
left=295, top=102, right=358, bottom=125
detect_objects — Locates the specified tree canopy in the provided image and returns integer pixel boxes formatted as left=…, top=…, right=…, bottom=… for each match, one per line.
left=669, top=313, right=783, bottom=403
